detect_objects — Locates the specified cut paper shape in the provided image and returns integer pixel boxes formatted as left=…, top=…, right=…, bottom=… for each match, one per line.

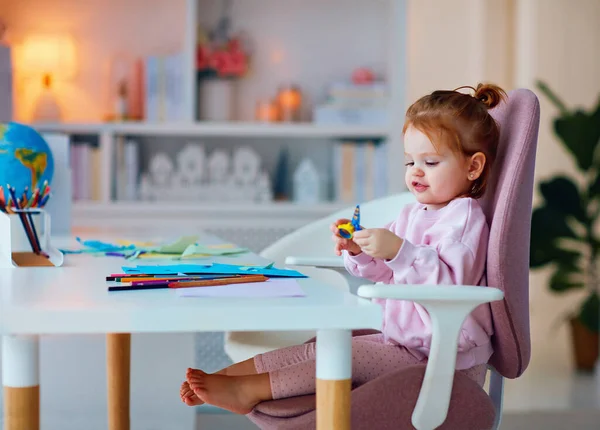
left=180, top=244, right=249, bottom=258
left=122, top=263, right=307, bottom=278
left=156, top=235, right=199, bottom=254
left=60, top=238, right=137, bottom=254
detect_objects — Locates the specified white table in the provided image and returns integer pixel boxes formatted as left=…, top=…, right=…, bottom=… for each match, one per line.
left=1, top=232, right=381, bottom=430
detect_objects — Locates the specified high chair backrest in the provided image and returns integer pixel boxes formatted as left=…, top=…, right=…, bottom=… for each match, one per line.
left=480, top=88, right=540, bottom=378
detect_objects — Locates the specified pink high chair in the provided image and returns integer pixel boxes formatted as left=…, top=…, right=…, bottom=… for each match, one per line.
left=246, top=88, right=541, bottom=430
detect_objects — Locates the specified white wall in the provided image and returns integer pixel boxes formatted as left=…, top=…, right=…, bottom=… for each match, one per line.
left=406, top=0, right=514, bottom=100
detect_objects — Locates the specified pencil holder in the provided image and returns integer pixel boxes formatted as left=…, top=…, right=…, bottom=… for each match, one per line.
left=0, top=209, right=64, bottom=267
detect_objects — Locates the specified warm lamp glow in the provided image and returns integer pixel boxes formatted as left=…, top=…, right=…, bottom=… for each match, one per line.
left=19, top=34, right=77, bottom=122
left=276, top=85, right=303, bottom=122
left=255, top=99, right=280, bottom=122
left=21, top=34, right=77, bottom=81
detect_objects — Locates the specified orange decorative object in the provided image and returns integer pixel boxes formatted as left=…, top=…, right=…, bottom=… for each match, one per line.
left=255, top=99, right=280, bottom=122
left=277, top=85, right=302, bottom=122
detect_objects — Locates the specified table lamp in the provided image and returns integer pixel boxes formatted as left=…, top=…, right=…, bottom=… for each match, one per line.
left=20, top=34, right=77, bottom=122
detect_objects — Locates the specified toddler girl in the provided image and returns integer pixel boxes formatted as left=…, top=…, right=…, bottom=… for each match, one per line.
left=180, top=83, right=506, bottom=415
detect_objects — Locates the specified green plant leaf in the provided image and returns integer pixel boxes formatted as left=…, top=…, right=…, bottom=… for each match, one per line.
left=530, top=239, right=581, bottom=268
left=537, top=81, right=600, bottom=172
left=536, top=80, right=569, bottom=115
left=589, top=171, right=600, bottom=198
left=529, top=203, right=583, bottom=268
left=553, top=108, right=600, bottom=171
left=530, top=205, right=578, bottom=247
left=549, top=263, right=584, bottom=293
left=539, top=176, right=587, bottom=223
left=577, top=292, right=600, bottom=333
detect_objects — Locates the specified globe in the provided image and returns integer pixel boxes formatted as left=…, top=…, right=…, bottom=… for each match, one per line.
left=0, top=122, right=54, bottom=198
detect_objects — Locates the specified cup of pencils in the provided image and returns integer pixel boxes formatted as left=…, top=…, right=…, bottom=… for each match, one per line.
left=1, top=182, right=51, bottom=255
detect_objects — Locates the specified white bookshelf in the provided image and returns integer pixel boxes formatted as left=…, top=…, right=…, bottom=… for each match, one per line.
left=33, top=122, right=391, bottom=139
left=72, top=200, right=349, bottom=228
left=27, top=0, right=407, bottom=226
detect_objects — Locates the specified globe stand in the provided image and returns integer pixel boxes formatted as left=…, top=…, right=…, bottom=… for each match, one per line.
left=0, top=210, right=64, bottom=267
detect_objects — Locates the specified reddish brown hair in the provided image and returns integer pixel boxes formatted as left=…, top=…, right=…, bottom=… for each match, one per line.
left=403, top=83, right=507, bottom=198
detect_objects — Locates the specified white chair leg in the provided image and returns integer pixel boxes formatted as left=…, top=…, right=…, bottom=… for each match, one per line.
left=488, top=367, right=504, bottom=430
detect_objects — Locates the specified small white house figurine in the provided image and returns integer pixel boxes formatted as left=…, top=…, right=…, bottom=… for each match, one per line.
left=293, top=158, right=321, bottom=203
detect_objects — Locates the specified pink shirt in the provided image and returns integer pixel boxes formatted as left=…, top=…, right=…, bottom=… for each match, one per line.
left=343, top=197, right=494, bottom=369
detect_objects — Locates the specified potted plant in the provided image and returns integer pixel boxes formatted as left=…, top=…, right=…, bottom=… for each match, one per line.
left=530, top=80, right=600, bottom=371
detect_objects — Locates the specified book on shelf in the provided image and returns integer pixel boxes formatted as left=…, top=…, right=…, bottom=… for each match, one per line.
left=70, top=141, right=101, bottom=201
left=113, top=136, right=140, bottom=201
left=333, top=140, right=388, bottom=204
left=144, top=52, right=185, bottom=122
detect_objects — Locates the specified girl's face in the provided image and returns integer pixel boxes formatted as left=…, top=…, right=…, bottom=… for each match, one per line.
left=403, top=126, right=483, bottom=210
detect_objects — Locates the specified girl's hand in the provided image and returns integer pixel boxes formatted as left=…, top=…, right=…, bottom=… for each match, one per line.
left=330, top=219, right=362, bottom=256
left=352, top=228, right=403, bottom=260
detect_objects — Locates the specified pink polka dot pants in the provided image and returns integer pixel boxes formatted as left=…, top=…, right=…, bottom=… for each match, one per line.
left=254, top=333, right=486, bottom=400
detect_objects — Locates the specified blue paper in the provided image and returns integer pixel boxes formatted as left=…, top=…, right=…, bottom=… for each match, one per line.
left=121, top=263, right=307, bottom=278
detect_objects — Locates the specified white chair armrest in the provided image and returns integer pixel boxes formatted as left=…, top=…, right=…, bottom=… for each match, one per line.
left=357, top=284, right=503, bottom=430
left=357, top=284, right=503, bottom=302
left=284, top=256, right=344, bottom=268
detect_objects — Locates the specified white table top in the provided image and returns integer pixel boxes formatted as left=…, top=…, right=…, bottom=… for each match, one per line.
left=1, top=230, right=381, bottom=335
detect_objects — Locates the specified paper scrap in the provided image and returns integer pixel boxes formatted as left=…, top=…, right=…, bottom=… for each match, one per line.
left=157, top=236, right=199, bottom=254
left=122, top=263, right=307, bottom=278
left=180, top=244, right=249, bottom=258
left=176, top=278, right=306, bottom=298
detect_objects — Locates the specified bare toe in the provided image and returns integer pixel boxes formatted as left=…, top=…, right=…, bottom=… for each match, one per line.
left=180, top=381, right=204, bottom=406
left=194, top=374, right=261, bottom=415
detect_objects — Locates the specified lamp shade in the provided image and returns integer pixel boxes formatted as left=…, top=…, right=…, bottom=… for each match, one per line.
left=21, top=34, right=77, bottom=80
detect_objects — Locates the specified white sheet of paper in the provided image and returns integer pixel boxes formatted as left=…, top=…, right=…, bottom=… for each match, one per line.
left=175, top=278, right=306, bottom=298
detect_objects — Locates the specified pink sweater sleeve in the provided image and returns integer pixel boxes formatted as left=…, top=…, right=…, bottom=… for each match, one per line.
left=343, top=220, right=398, bottom=283
left=384, top=210, right=489, bottom=286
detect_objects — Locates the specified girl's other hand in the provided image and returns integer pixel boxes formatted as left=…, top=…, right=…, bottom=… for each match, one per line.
left=352, top=228, right=403, bottom=260
left=330, top=219, right=362, bottom=256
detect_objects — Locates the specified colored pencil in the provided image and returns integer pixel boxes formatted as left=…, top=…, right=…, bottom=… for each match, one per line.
left=7, top=186, right=37, bottom=253
left=0, top=185, right=5, bottom=212
left=168, top=274, right=269, bottom=289
left=27, top=210, right=42, bottom=254
left=129, top=275, right=239, bottom=285
left=108, top=283, right=170, bottom=292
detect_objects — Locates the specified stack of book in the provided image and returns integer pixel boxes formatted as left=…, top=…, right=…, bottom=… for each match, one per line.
left=144, top=52, right=186, bottom=121
left=314, top=81, right=390, bottom=126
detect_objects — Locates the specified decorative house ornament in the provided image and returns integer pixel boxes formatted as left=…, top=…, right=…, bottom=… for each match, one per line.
left=139, top=143, right=272, bottom=203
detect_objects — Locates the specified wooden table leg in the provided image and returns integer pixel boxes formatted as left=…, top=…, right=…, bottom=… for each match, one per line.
left=2, top=335, right=40, bottom=430
left=315, top=329, right=352, bottom=430
left=107, top=333, right=131, bottom=430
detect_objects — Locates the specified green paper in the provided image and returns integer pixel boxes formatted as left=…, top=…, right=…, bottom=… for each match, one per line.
left=156, top=236, right=199, bottom=254
left=180, top=244, right=249, bottom=258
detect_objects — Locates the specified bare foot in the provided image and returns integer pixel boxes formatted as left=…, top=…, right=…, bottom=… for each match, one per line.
left=179, top=380, right=204, bottom=406
left=186, top=368, right=270, bottom=414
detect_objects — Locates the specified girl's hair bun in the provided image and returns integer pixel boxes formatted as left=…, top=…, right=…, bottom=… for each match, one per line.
left=473, top=83, right=506, bottom=109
